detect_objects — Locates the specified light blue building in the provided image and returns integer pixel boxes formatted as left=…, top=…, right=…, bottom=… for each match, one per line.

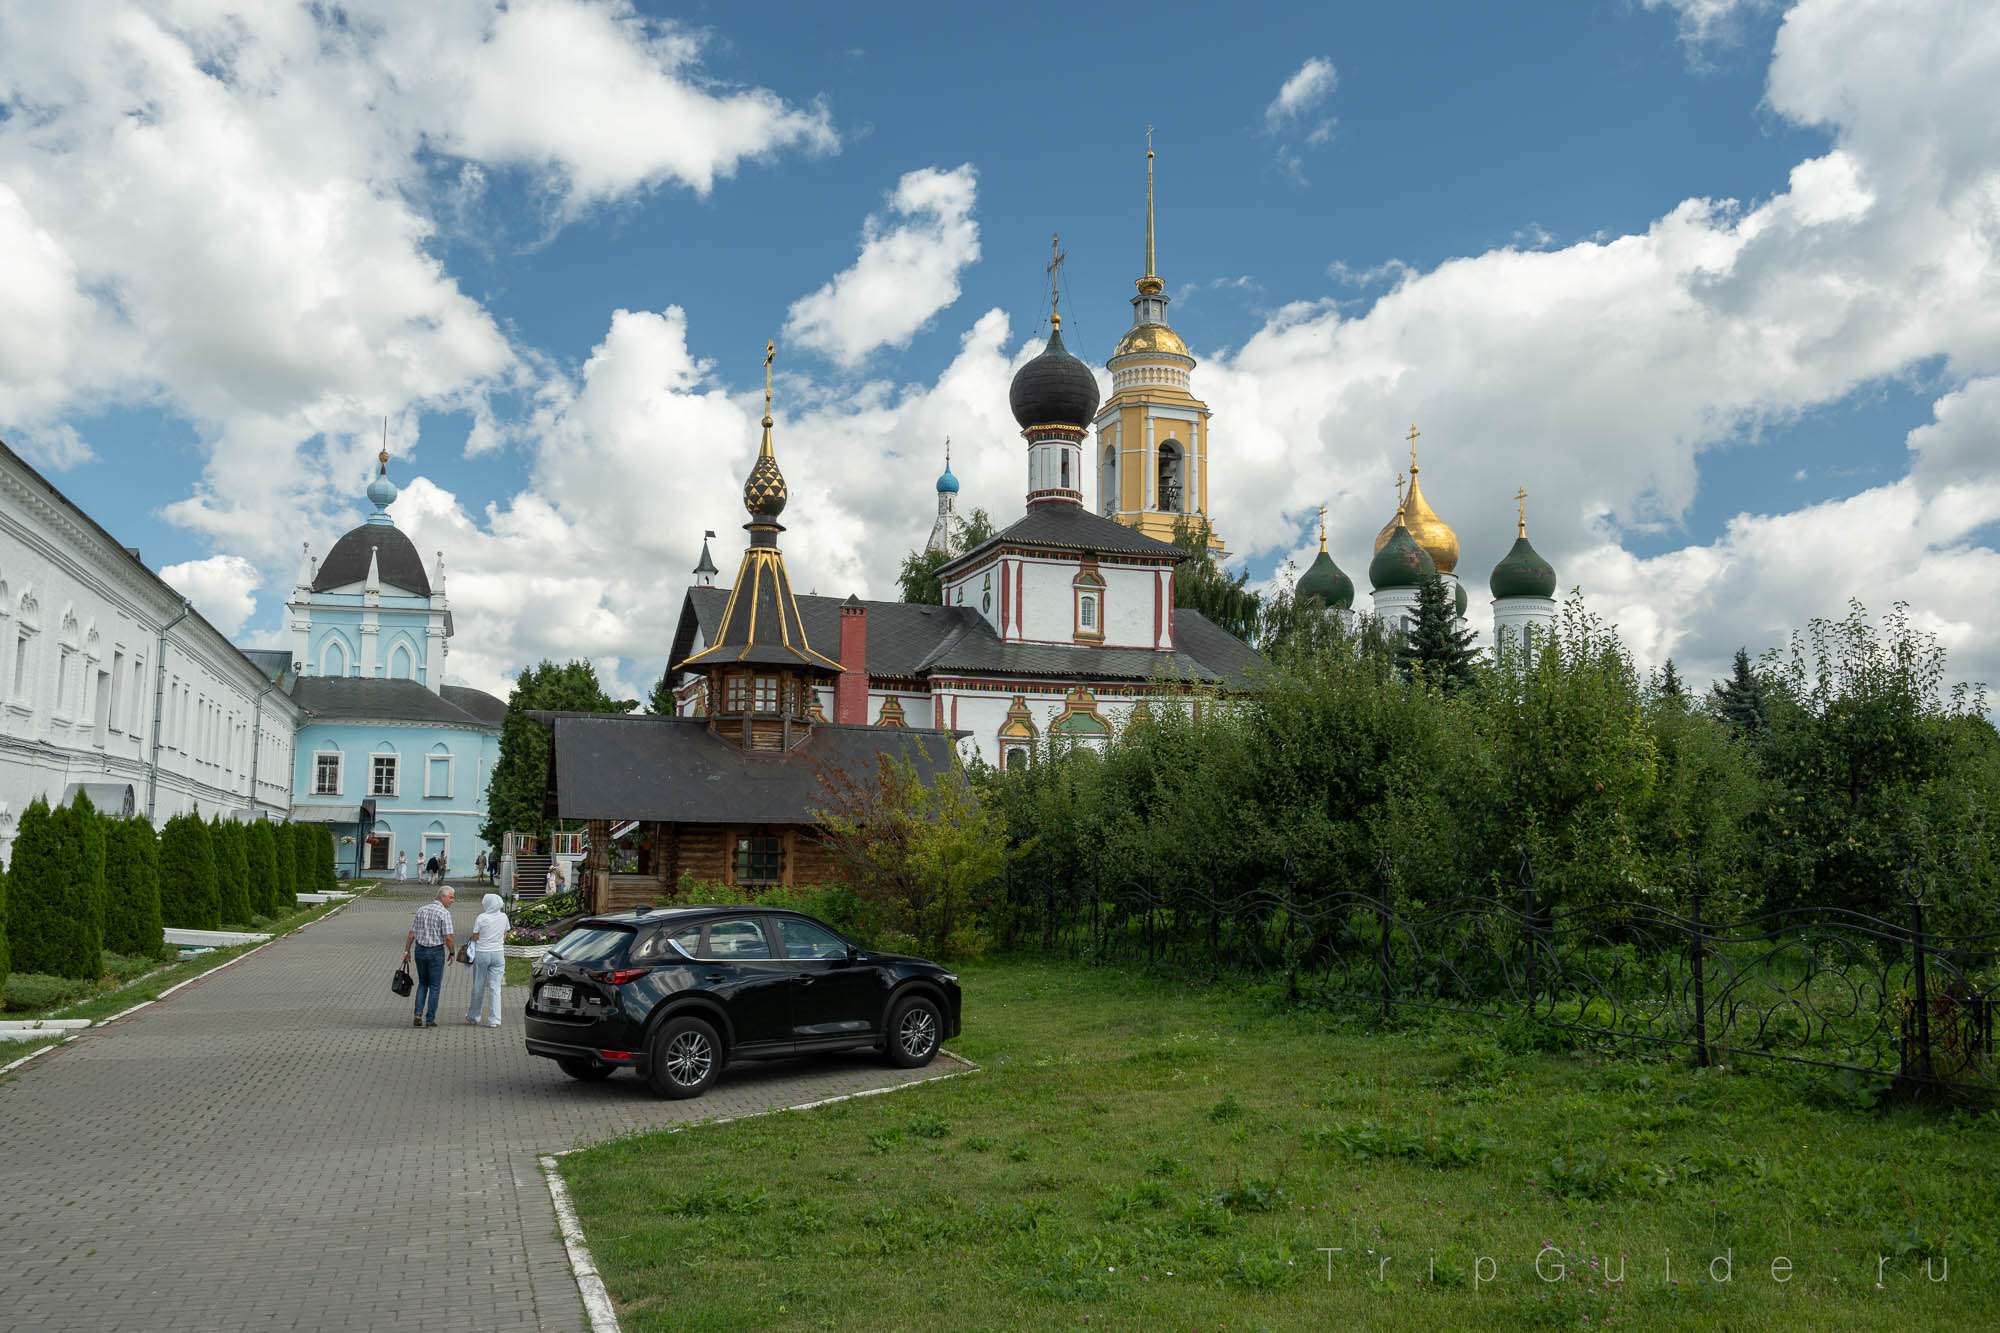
left=279, top=452, right=504, bottom=877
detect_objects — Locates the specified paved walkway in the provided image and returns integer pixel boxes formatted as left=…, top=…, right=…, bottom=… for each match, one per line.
left=0, top=883, right=965, bottom=1331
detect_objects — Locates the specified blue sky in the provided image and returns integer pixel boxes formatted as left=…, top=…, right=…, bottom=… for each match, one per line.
left=2, top=0, right=1997, bottom=702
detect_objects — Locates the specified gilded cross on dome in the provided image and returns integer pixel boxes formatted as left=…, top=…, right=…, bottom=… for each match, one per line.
left=1515, top=486, right=1529, bottom=537
left=1317, top=502, right=1328, bottom=550
left=1406, top=423, right=1421, bottom=471
left=1047, top=233, right=1066, bottom=326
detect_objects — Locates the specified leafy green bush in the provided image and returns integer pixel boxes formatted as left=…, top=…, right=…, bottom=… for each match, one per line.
left=513, top=889, right=583, bottom=927
left=742, top=882, right=886, bottom=947
left=3, top=971, right=96, bottom=1013
left=158, top=812, right=219, bottom=930
left=102, top=817, right=165, bottom=959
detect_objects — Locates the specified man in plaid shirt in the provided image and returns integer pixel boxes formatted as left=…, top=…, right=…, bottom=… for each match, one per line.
left=403, top=886, right=457, bottom=1027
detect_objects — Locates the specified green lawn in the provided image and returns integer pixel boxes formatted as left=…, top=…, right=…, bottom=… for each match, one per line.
left=560, top=957, right=1997, bottom=1332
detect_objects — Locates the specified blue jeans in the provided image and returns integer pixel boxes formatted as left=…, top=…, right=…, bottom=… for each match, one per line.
left=412, top=944, right=446, bottom=1023
left=466, top=950, right=505, bottom=1025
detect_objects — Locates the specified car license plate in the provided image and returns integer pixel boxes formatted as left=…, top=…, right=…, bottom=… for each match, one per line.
left=542, top=984, right=573, bottom=1006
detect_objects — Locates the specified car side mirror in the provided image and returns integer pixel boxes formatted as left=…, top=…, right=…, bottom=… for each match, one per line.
left=839, top=944, right=860, bottom=965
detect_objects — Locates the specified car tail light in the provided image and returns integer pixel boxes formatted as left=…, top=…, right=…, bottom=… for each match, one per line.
left=597, top=1050, right=634, bottom=1060
left=588, top=968, right=650, bottom=985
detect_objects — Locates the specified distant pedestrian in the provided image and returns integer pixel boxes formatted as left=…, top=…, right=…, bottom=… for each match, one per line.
left=464, top=892, right=510, bottom=1028
left=403, top=886, right=456, bottom=1028
left=425, top=853, right=440, bottom=885
left=438, top=852, right=449, bottom=882
left=474, top=850, right=487, bottom=881
left=545, top=863, right=562, bottom=898
left=395, top=851, right=407, bottom=883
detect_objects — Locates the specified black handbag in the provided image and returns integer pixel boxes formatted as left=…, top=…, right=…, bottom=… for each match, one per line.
left=391, top=962, right=414, bottom=997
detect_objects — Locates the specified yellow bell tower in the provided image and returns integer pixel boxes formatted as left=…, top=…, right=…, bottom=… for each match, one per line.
left=1093, top=134, right=1223, bottom=553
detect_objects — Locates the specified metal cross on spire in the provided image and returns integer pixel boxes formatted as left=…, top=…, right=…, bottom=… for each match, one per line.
left=1317, top=502, right=1328, bottom=549
left=762, top=340, right=776, bottom=423
left=1395, top=471, right=1405, bottom=511
left=1515, top=486, right=1529, bottom=537
left=1048, top=232, right=1066, bottom=326
left=1406, top=423, right=1421, bottom=471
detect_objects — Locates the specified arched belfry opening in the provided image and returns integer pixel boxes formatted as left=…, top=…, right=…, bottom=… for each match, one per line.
left=1157, top=440, right=1183, bottom=513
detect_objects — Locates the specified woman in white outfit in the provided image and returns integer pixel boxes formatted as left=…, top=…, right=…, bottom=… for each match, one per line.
left=396, top=851, right=407, bottom=883
left=464, top=892, right=510, bottom=1028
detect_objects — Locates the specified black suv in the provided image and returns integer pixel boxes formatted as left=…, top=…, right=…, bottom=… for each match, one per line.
left=523, top=906, right=962, bottom=1098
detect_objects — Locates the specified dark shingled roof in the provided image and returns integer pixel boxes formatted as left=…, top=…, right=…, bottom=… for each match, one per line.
left=238, top=648, right=293, bottom=686
left=669, top=588, right=1261, bottom=689
left=938, top=502, right=1185, bottom=577
left=312, top=523, right=431, bottom=596
left=290, top=676, right=502, bottom=730
left=532, top=713, right=962, bottom=823
left=442, top=683, right=508, bottom=726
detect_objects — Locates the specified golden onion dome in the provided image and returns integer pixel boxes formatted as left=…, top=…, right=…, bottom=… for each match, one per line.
left=1112, top=321, right=1189, bottom=360
left=1371, top=469, right=1459, bottom=574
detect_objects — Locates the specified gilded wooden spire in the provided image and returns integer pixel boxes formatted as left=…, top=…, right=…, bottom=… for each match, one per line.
left=743, top=339, right=787, bottom=519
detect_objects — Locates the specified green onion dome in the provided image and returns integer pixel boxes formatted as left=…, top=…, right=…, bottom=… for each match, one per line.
left=1369, top=524, right=1435, bottom=591
left=1454, top=578, right=1469, bottom=619
left=1489, top=534, right=1556, bottom=599
left=1296, top=548, right=1354, bottom=610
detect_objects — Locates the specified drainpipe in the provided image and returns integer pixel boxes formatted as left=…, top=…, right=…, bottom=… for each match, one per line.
left=145, top=598, right=193, bottom=822
left=246, top=682, right=277, bottom=818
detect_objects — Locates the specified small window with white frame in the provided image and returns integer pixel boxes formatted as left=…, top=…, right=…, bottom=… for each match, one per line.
left=371, top=754, right=398, bottom=797
left=314, top=752, right=343, bottom=796
left=426, top=752, right=453, bottom=798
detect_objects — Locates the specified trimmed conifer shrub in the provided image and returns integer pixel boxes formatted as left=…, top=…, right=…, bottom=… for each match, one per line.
left=246, top=819, right=280, bottom=916
left=216, top=818, right=255, bottom=925
left=6, top=799, right=92, bottom=979
left=290, top=822, right=316, bottom=905
left=271, top=818, right=297, bottom=909
left=158, top=812, right=220, bottom=930
left=66, top=798, right=107, bottom=980
left=314, top=826, right=337, bottom=893
left=102, top=818, right=165, bottom=959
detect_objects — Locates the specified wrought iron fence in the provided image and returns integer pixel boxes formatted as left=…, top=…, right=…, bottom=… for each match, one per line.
left=1023, top=856, right=1998, bottom=1098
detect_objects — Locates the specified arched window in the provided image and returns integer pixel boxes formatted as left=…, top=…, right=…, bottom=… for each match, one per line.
left=1100, top=442, right=1117, bottom=517
left=387, top=641, right=415, bottom=680
left=320, top=636, right=348, bottom=678
left=1157, top=440, right=1183, bottom=512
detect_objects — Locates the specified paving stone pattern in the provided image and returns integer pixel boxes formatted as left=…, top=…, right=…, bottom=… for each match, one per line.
left=0, top=884, right=963, bottom=1331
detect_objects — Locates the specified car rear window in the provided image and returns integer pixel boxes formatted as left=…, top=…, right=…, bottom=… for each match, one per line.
left=550, top=925, right=634, bottom=964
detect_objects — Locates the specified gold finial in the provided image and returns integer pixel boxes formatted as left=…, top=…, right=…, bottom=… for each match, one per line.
left=378, top=416, right=389, bottom=474
left=1406, top=423, right=1421, bottom=473
left=1317, top=503, right=1327, bottom=551
left=1136, top=131, right=1165, bottom=297
left=1515, top=486, right=1528, bottom=538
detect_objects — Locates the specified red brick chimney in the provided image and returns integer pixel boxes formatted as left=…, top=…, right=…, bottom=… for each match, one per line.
left=836, top=595, right=869, bottom=724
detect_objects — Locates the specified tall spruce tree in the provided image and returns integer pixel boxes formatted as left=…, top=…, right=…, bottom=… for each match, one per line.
left=103, top=818, right=165, bottom=959
left=1394, top=573, right=1480, bottom=694
left=1655, top=658, right=1688, bottom=710
left=1710, top=647, right=1767, bottom=733
left=8, top=799, right=93, bottom=979
left=158, top=812, right=220, bottom=930
left=482, top=660, right=638, bottom=849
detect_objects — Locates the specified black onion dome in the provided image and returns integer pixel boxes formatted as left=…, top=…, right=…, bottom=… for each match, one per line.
left=1490, top=534, right=1557, bottom=599
left=743, top=449, right=787, bottom=519
left=1368, top=524, right=1435, bottom=592
left=1009, top=323, right=1101, bottom=429
left=312, top=523, right=430, bottom=596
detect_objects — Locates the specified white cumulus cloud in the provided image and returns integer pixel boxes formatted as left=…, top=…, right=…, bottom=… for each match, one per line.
left=784, top=165, right=982, bottom=370
left=1265, top=57, right=1338, bottom=128
left=158, top=554, right=263, bottom=638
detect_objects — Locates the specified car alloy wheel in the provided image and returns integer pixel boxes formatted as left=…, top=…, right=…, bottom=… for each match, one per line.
left=885, top=995, right=941, bottom=1068
left=648, top=1015, right=722, bottom=1099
